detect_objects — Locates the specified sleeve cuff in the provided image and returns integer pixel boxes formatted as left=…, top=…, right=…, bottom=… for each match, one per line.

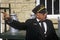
left=5, top=17, right=13, bottom=23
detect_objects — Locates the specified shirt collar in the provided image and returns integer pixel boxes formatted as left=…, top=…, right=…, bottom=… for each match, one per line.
left=36, top=18, right=40, bottom=22
left=36, top=18, right=46, bottom=22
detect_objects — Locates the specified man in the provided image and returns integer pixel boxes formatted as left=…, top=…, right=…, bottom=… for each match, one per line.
left=3, top=4, right=58, bottom=40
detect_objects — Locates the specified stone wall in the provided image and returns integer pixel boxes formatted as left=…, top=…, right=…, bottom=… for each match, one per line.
left=1, top=0, right=35, bottom=22
left=0, top=0, right=35, bottom=33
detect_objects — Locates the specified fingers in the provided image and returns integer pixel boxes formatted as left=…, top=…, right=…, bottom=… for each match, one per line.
left=2, top=12, right=10, bottom=20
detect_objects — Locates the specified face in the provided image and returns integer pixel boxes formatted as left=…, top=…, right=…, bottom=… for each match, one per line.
left=36, top=13, right=47, bottom=21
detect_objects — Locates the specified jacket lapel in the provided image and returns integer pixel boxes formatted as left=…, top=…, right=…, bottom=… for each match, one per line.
left=33, top=19, right=40, bottom=27
left=34, top=19, right=44, bottom=36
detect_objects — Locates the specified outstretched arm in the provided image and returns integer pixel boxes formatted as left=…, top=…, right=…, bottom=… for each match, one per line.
left=2, top=12, right=27, bottom=30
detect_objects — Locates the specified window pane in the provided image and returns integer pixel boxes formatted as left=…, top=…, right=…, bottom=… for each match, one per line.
left=47, top=0, right=52, bottom=14
left=54, top=0, right=59, bottom=14
left=40, top=0, right=45, bottom=5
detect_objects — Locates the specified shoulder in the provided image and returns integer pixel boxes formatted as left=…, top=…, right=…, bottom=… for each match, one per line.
left=26, top=19, right=35, bottom=22
left=25, top=19, right=35, bottom=25
left=46, top=19, right=53, bottom=23
left=46, top=19, right=54, bottom=26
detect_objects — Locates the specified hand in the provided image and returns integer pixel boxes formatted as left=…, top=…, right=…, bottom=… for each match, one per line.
left=2, top=12, right=10, bottom=20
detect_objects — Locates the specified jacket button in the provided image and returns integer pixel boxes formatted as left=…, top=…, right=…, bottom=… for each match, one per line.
left=45, top=35, right=47, bottom=37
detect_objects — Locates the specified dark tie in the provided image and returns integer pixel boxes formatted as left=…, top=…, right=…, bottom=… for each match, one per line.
left=39, top=21, right=45, bottom=33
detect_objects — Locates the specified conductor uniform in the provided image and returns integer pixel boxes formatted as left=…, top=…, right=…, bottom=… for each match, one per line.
left=6, top=4, right=58, bottom=40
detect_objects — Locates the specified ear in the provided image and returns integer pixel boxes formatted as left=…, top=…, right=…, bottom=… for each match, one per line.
left=44, top=13, right=47, bottom=15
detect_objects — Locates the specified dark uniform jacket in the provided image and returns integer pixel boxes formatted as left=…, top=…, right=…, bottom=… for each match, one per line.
left=6, top=19, right=58, bottom=40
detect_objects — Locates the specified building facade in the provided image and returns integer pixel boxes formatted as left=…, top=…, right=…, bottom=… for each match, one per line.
left=0, top=0, right=59, bottom=33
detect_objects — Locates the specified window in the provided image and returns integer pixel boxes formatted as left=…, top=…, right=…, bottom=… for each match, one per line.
left=47, top=0, right=59, bottom=14
left=54, top=0, right=59, bottom=14
left=47, top=0, right=52, bottom=14
left=40, top=0, right=45, bottom=5
left=36, top=0, right=59, bottom=15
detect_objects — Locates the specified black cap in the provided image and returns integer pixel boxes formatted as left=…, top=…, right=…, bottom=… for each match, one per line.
left=32, top=4, right=48, bottom=14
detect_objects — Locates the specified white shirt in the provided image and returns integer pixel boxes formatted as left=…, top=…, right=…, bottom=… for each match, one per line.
left=36, top=19, right=47, bottom=34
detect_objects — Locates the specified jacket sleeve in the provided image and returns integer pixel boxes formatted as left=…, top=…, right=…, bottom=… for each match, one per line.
left=6, top=19, right=27, bottom=30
